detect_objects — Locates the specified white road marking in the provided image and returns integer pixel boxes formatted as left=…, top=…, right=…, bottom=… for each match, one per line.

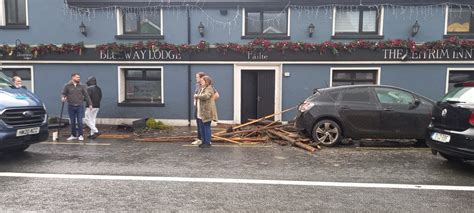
left=0, top=172, right=473, bottom=192
left=40, top=142, right=111, bottom=146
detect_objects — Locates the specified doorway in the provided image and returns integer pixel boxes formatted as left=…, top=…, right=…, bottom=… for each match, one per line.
left=240, top=70, right=275, bottom=123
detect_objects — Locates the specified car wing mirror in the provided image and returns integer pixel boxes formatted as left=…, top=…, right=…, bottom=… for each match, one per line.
left=410, top=98, right=421, bottom=109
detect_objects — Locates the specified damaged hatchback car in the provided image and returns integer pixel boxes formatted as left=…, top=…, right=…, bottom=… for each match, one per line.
left=295, top=85, right=434, bottom=146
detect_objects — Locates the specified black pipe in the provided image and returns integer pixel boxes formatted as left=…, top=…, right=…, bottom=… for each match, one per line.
left=187, top=4, right=192, bottom=127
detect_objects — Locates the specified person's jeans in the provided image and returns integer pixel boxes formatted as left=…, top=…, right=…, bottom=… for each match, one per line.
left=68, top=105, right=85, bottom=137
left=197, top=119, right=212, bottom=145
left=85, top=108, right=99, bottom=135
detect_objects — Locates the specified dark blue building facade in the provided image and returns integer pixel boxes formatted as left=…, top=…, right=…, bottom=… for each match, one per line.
left=1, top=0, right=473, bottom=125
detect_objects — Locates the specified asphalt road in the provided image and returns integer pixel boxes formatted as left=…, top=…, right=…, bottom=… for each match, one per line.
left=0, top=139, right=473, bottom=212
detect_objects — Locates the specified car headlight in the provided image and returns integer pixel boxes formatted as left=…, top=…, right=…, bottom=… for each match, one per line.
left=298, top=101, right=315, bottom=112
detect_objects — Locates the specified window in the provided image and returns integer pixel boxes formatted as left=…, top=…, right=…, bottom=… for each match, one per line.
left=447, top=7, right=473, bottom=34
left=448, top=71, right=474, bottom=92
left=0, top=68, right=32, bottom=90
left=120, top=68, right=163, bottom=105
left=375, top=88, right=414, bottom=105
left=335, top=7, right=379, bottom=34
left=244, top=8, right=288, bottom=38
left=1, top=0, right=27, bottom=27
left=116, top=8, right=163, bottom=39
left=341, top=88, right=371, bottom=102
left=332, top=70, right=377, bottom=87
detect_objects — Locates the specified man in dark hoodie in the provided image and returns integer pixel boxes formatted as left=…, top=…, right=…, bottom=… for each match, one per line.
left=62, top=73, right=92, bottom=141
left=84, top=76, right=102, bottom=139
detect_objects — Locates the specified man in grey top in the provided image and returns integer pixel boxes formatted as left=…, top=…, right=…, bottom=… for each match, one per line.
left=62, top=73, right=92, bottom=141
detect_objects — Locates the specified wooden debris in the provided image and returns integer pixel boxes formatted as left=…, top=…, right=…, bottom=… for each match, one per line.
left=133, top=105, right=319, bottom=153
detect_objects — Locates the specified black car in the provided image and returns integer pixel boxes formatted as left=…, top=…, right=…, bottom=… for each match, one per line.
left=295, top=85, right=434, bottom=146
left=427, top=82, right=474, bottom=162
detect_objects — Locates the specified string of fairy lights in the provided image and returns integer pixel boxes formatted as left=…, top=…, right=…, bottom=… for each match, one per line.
left=64, top=1, right=474, bottom=36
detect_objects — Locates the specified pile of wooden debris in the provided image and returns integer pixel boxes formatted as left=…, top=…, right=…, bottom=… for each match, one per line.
left=135, top=107, right=321, bottom=153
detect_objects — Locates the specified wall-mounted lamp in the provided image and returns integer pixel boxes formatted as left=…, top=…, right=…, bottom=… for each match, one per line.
left=79, top=21, right=87, bottom=37
left=411, top=20, right=420, bottom=37
left=308, top=23, right=315, bottom=38
left=198, top=22, right=205, bottom=37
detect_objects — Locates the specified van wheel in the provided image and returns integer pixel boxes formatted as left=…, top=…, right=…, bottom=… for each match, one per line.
left=439, top=152, right=463, bottom=163
left=312, top=120, right=342, bottom=147
left=6, top=145, right=30, bottom=153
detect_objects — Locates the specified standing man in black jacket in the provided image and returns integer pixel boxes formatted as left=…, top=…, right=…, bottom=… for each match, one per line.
left=62, top=73, right=92, bottom=141
left=84, top=76, right=102, bottom=139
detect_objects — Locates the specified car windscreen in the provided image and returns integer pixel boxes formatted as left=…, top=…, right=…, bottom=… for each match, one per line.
left=0, top=72, right=13, bottom=88
left=441, top=87, right=474, bottom=104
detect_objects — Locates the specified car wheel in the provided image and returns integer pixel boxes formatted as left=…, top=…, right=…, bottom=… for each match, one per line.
left=5, top=145, right=30, bottom=153
left=439, top=152, right=464, bottom=163
left=312, top=120, right=342, bottom=147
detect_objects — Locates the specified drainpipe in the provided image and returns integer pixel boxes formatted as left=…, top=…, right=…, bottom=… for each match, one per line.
left=187, top=4, right=192, bottom=127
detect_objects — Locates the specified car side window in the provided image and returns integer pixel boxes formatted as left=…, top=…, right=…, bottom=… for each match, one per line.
left=340, top=88, right=372, bottom=102
left=375, top=88, right=414, bottom=105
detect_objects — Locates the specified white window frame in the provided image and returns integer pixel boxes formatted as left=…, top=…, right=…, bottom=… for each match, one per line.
left=0, top=65, right=34, bottom=92
left=444, top=5, right=474, bottom=35
left=117, top=66, right=164, bottom=104
left=0, top=0, right=29, bottom=26
left=329, top=67, right=381, bottom=87
left=116, top=8, right=163, bottom=36
left=332, top=6, right=384, bottom=36
left=242, top=7, right=290, bottom=37
left=446, top=68, right=474, bottom=93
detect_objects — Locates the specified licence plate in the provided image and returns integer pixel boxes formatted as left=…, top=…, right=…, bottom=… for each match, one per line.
left=16, top=127, right=40, bottom=137
left=431, top=132, right=451, bottom=143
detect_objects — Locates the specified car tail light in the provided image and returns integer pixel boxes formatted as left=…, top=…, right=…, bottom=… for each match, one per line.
left=470, top=112, right=474, bottom=126
left=299, top=101, right=315, bottom=112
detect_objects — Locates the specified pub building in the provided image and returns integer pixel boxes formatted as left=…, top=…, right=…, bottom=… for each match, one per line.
left=0, top=0, right=473, bottom=125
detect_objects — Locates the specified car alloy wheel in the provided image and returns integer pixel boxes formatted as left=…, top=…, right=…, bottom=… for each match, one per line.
left=312, top=120, right=341, bottom=146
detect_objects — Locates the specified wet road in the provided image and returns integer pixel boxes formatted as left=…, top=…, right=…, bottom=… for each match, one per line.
left=0, top=140, right=473, bottom=211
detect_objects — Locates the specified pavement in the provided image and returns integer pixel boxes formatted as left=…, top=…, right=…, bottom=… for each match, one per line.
left=0, top=138, right=473, bottom=212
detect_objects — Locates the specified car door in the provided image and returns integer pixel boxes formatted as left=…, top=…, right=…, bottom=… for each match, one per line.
left=374, top=87, right=421, bottom=139
left=337, top=87, right=381, bottom=139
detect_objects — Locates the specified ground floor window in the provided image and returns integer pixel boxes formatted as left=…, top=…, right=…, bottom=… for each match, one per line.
left=448, top=70, right=474, bottom=92
left=119, top=66, right=163, bottom=105
left=0, top=67, right=32, bottom=90
left=331, top=69, right=378, bottom=87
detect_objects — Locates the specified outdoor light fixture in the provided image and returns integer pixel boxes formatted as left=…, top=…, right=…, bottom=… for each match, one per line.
left=411, top=20, right=420, bottom=37
left=79, top=21, right=87, bottom=37
left=198, top=22, right=205, bottom=37
left=308, top=23, right=315, bottom=37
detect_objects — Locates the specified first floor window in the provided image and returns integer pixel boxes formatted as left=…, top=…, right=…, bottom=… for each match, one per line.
left=123, top=10, right=161, bottom=34
left=245, top=9, right=287, bottom=35
left=332, top=70, right=377, bottom=87
left=448, top=71, right=474, bottom=92
left=0, top=68, right=32, bottom=89
left=123, top=68, right=162, bottom=103
left=335, top=7, right=379, bottom=34
left=4, top=0, right=26, bottom=25
left=447, top=7, right=473, bottom=33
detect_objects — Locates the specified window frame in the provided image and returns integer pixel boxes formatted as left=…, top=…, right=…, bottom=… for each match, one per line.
left=445, top=6, right=474, bottom=38
left=118, top=66, right=164, bottom=107
left=115, top=8, right=164, bottom=40
left=330, top=68, right=380, bottom=87
left=446, top=68, right=474, bottom=93
left=332, top=6, right=384, bottom=39
left=242, top=7, right=290, bottom=39
left=0, top=0, right=28, bottom=28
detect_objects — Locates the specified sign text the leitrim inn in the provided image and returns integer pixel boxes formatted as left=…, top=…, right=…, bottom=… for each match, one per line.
left=383, top=48, right=474, bottom=60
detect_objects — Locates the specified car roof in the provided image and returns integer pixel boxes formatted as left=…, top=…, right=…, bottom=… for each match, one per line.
left=319, top=85, right=435, bottom=103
